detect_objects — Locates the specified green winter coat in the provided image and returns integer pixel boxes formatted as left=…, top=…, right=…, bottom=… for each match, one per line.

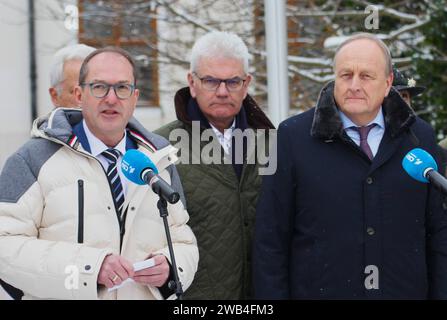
left=155, top=87, right=274, bottom=299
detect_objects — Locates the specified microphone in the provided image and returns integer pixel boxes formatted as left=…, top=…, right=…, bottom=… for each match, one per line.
left=121, top=149, right=185, bottom=299
left=402, top=148, right=447, bottom=196
left=121, top=149, right=180, bottom=204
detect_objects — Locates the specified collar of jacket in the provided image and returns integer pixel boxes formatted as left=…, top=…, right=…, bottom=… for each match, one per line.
left=174, top=87, right=275, bottom=130
left=32, top=108, right=170, bottom=152
left=310, top=81, right=416, bottom=140
left=71, top=120, right=138, bottom=154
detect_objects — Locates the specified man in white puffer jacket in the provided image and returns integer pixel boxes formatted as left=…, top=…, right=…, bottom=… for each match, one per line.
left=0, top=47, right=198, bottom=300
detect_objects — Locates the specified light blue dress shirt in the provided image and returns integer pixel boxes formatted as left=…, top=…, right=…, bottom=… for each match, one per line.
left=339, top=108, right=385, bottom=157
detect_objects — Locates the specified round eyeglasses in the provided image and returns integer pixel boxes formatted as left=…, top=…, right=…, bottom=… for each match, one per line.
left=81, top=82, right=135, bottom=100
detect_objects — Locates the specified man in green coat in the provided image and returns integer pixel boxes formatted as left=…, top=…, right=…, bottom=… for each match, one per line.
left=155, top=31, right=274, bottom=299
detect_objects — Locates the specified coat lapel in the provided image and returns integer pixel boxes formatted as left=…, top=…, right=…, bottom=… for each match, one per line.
left=369, top=130, right=406, bottom=174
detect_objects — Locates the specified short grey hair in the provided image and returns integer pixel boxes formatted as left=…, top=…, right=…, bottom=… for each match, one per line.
left=190, top=31, right=250, bottom=74
left=49, top=43, right=96, bottom=92
left=333, top=33, right=393, bottom=76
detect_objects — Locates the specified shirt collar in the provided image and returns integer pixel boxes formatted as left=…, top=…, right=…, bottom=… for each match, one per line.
left=209, top=119, right=236, bottom=138
left=339, top=107, right=385, bottom=130
left=82, top=119, right=127, bottom=157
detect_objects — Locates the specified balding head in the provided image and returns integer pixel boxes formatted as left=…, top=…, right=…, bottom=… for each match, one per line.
left=334, top=33, right=393, bottom=77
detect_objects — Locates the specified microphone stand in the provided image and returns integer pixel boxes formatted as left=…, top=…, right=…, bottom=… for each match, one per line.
left=157, top=196, right=183, bottom=300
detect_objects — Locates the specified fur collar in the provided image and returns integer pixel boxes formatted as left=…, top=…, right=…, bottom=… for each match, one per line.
left=310, top=81, right=416, bottom=140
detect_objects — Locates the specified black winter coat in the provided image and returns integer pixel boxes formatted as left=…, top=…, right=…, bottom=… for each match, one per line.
left=253, top=82, right=447, bottom=299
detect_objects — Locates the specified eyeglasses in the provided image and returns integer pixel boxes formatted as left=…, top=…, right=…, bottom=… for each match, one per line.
left=193, top=72, right=247, bottom=92
left=81, top=82, right=135, bottom=100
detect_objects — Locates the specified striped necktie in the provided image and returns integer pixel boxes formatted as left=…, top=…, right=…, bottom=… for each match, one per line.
left=102, top=149, right=125, bottom=226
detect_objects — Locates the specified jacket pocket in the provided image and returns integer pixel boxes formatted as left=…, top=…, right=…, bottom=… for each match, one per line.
left=78, top=179, right=84, bottom=244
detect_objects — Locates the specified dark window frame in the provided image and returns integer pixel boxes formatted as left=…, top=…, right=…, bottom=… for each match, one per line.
left=78, top=0, right=159, bottom=107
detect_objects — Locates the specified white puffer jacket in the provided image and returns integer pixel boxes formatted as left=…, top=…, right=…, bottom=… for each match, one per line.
left=0, top=109, right=198, bottom=300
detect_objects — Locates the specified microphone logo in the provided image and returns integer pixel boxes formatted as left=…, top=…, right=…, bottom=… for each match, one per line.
left=405, top=152, right=423, bottom=166
left=121, top=160, right=136, bottom=174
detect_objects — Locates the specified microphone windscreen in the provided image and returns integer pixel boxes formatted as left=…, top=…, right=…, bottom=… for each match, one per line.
left=402, top=148, right=438, bottom=183
left=121, top=149, right=158, bottom=185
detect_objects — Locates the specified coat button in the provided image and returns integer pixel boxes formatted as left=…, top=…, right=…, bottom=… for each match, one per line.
left=85, top=265, right=91, bottom=271
left=366, top=177, right=373, bottom=185
left=367, top=227, right=375, bottom=236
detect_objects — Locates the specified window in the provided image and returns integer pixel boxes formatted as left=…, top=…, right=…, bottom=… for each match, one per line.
left=78, top=0, right=159, bottom=107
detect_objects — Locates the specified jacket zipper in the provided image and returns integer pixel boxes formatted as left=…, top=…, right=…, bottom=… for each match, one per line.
left=45, top=137, right=126, bottom=248
left=77, top=179, right=84, bottom=244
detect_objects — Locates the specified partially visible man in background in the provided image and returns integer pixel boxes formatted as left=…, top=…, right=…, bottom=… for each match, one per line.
left=48, top=43, right=95, bottom=108
left=391, top=68, right=447, bottom=171
left=392, top=66, right=425, bottom=108
left=391, top=67, right=447, bottom=174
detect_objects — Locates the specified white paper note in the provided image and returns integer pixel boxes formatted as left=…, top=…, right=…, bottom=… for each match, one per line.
left=107, top=258, right=155, bottom=292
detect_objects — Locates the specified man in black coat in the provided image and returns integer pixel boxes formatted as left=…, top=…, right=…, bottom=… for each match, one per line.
left=253, top=33, right=447, bottom=299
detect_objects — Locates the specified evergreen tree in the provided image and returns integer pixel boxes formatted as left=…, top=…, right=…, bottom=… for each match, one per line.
left=412, top=0, right=447, bottom=139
